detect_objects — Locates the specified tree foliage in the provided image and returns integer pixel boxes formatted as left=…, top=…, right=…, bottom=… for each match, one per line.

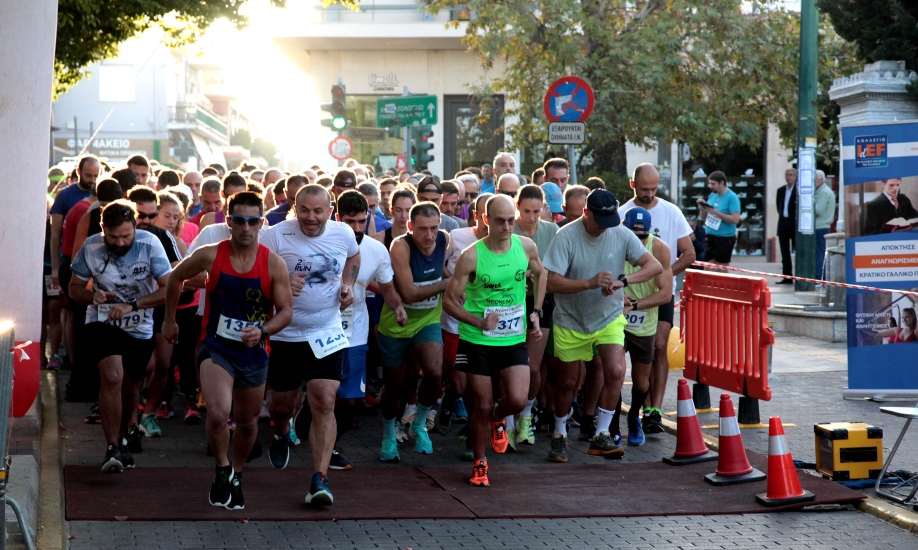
left=428, top=0, right=809, bottom=176
left=54, top=0, right=291, bottom=99
left=817, top=0, right=918, bottom=71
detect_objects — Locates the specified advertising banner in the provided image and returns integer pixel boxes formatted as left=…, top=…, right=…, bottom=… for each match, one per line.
left=840, top=121, right=918, bottom=398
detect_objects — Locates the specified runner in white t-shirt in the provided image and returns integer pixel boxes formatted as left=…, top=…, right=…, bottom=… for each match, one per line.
left=434, top=193, right=492, bottom=441
left=260, top=184, right=360, bottom=507
left=328, top=190, right=407, bottom=471
left=618, top=163, right=695, bottom=434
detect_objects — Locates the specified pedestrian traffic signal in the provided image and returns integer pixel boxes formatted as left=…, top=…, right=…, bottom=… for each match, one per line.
left=414, top=124, right=434, bottom=169
left=321, top=83, right=347, bottom=131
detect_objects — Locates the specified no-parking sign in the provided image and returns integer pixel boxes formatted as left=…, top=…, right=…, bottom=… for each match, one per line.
left=329, top=136, right=353, bottom=161
left=543, top=76, right=594, bottom=123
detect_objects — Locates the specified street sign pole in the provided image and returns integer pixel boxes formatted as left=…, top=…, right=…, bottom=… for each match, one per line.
left=402, top=87, right=412, bottom=166
left=568, top=144, right=578, bottom=186
left=794, top=0, right=818, bottom=291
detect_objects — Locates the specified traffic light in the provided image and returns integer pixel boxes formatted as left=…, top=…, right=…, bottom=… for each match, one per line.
left=414, top=124, right=434, bottom=169
left=320, top=82, right=347, bottom=131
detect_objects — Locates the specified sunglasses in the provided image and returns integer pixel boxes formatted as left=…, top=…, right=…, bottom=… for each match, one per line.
left=498, top=190, right=518, bottom=198
left=467, top=192, right=479, bottom=199
left=136, top=212, right=158, bottom=220
left=230, top=215, right=264, bottom=227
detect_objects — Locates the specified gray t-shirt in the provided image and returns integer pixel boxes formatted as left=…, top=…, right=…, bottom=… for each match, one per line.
left=542, top=218, right=649, bottom=333
left=513, top=219, right=558, bottom=261
left=439, top=215, right=460, bottom=233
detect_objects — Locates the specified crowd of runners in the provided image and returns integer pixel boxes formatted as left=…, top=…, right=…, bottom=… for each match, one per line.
left=42, top=152, right=698, bottom=510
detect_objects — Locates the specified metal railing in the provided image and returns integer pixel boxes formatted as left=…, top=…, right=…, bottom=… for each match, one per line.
left=317, top=0, right=471, bottom=23
left=168, top=104, right=228, bottom=137
left=0, top=326, right=34, bottom=550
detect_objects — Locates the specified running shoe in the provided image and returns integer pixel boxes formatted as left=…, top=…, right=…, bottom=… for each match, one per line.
left=578, top=414, right=597, bottom=441
left=469, top=459, right=490, bottom=487
left=140, top=414, right=162, bottom=438
left=380, top=437, right=400, bottom=463
left=628, top=416, right=646, bottom=446
left=154, top=401, right=174, bottom=420
left=196, top=392, right=207, bottom=410
left=506, top=427, right=518, bottom=453
left=426, top=406, right=437, bottom=431
left=589, top=431, right=624, bottom=458
left=209, top=465, right=233, bottom=507
left=329, top=448, right=353, bottom=470
left=102, top=445, right=123, bottom=474
left=490, top=419, right=508, bottom=454
left=517, top=415, right=535, bottom=445
left=395, top=420, right=410, bottom=443
left=288, top=418, right=301, bottom=447
left=570, top=401, right=584, bottom=427
left=642, top=409, right=665, bottom=434
left=184, top=402, right=202, bottom=425
left=225, top=470, right=244, bottom=510
left=48, top=355, right=61, bottom=370
left=268, top=432, right=290, bottom=469
left=457, top=423, right=470, bottom=441
left=548, top=434, right=568, bottom=463
left=125, top=424, right=143, bottom=454
left=259, top=399, right=271, bottom=420
left=84, top=403, right=101, bottom=424
left=305, top=472, right=333, bottom=506
left=118, top=443, right=136, bottom=469
left=434, top=401, right=452, bottom=435
left=412, top=423, right=434, bottom=454
left=453, top=398, right=469, bottom=423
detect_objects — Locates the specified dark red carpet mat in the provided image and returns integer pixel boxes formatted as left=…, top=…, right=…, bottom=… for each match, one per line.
left=419, top=452, right=865, bottom=519
left=64, top=466, right=475, bottom=521
left=66, top=452, right=864, bottom=521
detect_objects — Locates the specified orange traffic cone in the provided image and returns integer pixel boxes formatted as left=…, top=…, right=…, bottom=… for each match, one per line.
left=705, top=394, right=765, bottom=485
left=756, top=416, right=815, bottom=506
left=663, top=379, right=718, bottom=465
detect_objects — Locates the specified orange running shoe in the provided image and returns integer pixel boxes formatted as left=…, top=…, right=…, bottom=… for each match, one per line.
left=490, top=419, right=509, bottom=454
left=469, top=459, right=490, bottom=487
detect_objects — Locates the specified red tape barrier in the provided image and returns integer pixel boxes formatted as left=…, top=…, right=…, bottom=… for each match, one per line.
left=691, top=261, right=918, bottom=297
left=681, top=270, right=773, bottom=401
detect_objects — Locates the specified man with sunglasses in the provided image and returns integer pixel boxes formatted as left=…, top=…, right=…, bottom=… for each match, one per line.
left=124, top=187, right=184, bottom=440
left=542, top=189, right=662, bottom=462
left=261, top=184, right=360, bottom=507
left=496, top=172, right=522, bottom=199
left=443, top=194, right=546, bottom=486
left=618, top=207, right=672, bottom=447
left=163, top=191, right=293, bottom=510
left=68, top=200, right=173, bottom=474
left=417, top=176, right=460, bottom=232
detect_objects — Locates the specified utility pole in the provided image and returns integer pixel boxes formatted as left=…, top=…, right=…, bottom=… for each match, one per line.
left=794, top=0, right=818, bottom=292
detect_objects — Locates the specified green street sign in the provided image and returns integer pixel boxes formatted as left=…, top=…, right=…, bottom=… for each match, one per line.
left=377, top=95, right=438, bottom=127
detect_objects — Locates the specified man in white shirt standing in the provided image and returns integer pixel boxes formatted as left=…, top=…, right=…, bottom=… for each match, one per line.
left=260, top=184, right=360, bottom=507
left=619, top=164, right=695, bottom=434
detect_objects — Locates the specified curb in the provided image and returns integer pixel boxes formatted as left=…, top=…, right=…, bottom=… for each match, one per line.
left=638, top=403, right=918, bottom=532
left=36, top=371, right=65, bottom=550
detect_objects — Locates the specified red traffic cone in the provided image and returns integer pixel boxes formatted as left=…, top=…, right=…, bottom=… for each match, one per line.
left=663, top=379, right=718, bottom=465
left=705, top=394, right=765, bottom=485
left=756, top=416, right=815, bottom=507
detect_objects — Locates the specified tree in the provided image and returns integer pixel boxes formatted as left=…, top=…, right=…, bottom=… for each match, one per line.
left=54, top=0, right=358, bottom=99
left=428, top=0, right=806, bottom=177
left=817, top=0, right=918, bottom=71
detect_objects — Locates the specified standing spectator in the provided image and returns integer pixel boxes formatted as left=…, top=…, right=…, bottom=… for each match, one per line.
left=813, top=170, right=837, bottom=279
left=776, top=168, right=797, bottom=284
left=697, top=170, right=741, bottom=268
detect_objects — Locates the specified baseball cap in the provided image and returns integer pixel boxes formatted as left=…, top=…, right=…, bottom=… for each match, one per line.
left=417, top=176, right=442, bottom=195
left=623, top=207, right=652, bottom=234
left=586, top=189, right=621, bottom=228
left=541, top=182, right=563, bottom=214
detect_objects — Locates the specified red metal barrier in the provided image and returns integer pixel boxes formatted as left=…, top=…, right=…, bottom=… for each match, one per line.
left=681, top=271, right=774, bottom=401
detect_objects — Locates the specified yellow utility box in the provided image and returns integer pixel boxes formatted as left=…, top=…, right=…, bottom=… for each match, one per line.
left=814, top=422, right=884, bottom=481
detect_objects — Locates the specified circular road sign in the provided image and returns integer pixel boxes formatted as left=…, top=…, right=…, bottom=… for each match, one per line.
left=329, top=136, right=354, bottom=161
left=543, top=76, right=595, bottom=123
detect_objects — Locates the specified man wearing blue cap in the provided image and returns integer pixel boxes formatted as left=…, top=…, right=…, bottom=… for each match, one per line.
left=619, top=207, right=673, bottom=446
left=542, top=189, right=663, bottom=462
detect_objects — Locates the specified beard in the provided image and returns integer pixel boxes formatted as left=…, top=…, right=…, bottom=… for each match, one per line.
left=354, top=231, right=365, bottom=244
left=105, top=236, right=134, bottom=257
left=638, top=194, right=654, bottom=205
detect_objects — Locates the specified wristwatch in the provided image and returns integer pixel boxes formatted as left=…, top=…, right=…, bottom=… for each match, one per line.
left=617, top=274, right=629, bottom=287
left=629, top=298, right=638, bottom=310
left=128, top=300, right=138, bottom=312
left=532, top=308, right=544, bottom=319
left=259, top=327, right=269, bottom=343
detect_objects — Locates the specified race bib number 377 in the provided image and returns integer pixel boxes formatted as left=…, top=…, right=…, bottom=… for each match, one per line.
left=483, top=304, right=525, bottom=337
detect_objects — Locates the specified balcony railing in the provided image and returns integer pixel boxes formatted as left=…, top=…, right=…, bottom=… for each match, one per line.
left=317, top=0, right=471, bottom=23
left=169, top=103, right=228, bottom=137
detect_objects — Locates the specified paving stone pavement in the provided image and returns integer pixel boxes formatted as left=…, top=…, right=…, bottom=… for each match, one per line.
left=58, top=326, right=918, bottom=549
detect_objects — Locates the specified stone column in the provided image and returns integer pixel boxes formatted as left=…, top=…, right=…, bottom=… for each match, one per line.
left=0, top=0, right=58, bottom=342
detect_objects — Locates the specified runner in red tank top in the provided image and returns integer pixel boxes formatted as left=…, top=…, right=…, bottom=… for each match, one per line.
left=163, top=191, right=293, bottom=511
